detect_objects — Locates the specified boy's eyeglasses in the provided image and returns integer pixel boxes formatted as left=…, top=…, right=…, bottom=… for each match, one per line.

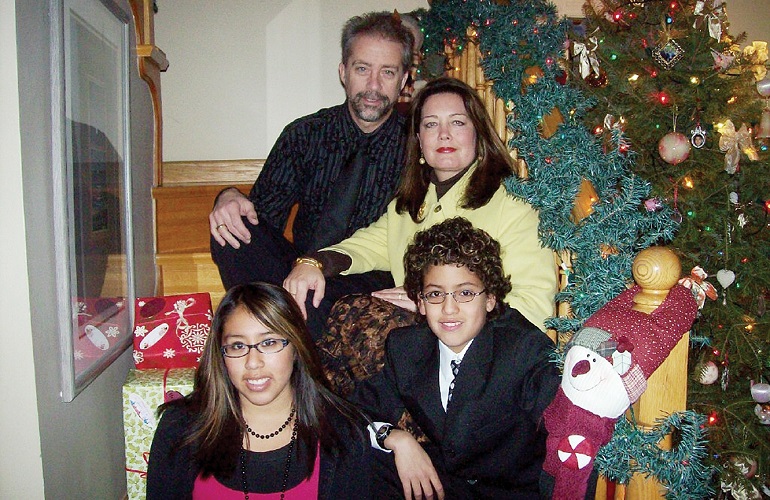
left=419, top=289, right=487, bottom=304
left=221, top=339, right=290, bottom=357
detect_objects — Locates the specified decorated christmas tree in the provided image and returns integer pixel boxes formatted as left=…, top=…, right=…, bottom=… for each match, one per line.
left=417, top=0, right=713, bottom=496
left=567, top=0, right=770, bottom=495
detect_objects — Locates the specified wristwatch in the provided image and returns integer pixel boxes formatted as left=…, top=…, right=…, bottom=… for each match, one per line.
left=375, top=423, right=394, bottom=449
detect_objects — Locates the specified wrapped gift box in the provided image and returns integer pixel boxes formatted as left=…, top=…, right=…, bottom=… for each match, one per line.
left=133, top=293, right=212, bottom=369
left=123, top=367, right=195, bottom=499
left=73, top=297, right=129, bottom=375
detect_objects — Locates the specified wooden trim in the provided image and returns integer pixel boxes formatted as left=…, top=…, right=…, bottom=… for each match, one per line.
left=160, top=159, right=266, bottom=186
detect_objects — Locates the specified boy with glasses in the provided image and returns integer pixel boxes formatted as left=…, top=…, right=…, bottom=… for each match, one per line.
left=352, top=217, right=560, bottom=499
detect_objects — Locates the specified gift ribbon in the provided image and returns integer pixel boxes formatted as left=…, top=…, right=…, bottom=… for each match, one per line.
left=165, top=297, right=196, bottom=334
left=678, top=266, right=717, bottom=310
left=125, top=451, right=150, bottom=479
left=718, top=120, right=759, bottom=174
left=742, top=41, right=768, bottom=81
left=693, top=0, right=724, bottom=41
left=572, top=37, right=600, bottom=79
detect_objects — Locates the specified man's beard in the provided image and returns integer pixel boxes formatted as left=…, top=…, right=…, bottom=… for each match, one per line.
left=350, top=90, right=393, bottom=123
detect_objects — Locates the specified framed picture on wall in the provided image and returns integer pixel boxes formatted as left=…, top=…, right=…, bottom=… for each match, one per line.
left=51, top=0, right=135, bottom=402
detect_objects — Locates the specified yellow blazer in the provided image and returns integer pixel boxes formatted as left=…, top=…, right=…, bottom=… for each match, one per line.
left=325, top=167, right=557, bottom=330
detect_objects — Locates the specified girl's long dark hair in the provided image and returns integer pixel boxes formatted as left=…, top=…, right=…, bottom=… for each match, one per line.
left=395, top=77, right=520, bottom=221
left=159, top=282, right=366, bottom=480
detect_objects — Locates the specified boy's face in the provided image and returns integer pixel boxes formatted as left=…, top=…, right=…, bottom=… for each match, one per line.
left=418, top=264, right=496, bottom=354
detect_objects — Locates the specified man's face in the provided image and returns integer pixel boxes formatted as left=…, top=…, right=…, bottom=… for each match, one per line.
left=339, top=34, right=408, bottom=133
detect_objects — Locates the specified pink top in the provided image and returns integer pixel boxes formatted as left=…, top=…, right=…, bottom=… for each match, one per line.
left=192, top=447, right=320, bottom=499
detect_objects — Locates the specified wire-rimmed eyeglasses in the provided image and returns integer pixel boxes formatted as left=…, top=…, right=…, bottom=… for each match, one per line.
left=419, top=289, right=487, bottom=304
left=221, top=339, right=290, bottom=358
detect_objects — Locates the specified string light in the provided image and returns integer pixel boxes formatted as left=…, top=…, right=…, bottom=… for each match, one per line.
left=658, top=92, right=671, bottom=105
left=708, top=412, right=718, bottom=425
left=690, top=76, right=700, bottom=85
left=727, top=95, right=738, bottom=104
left=683, top=177, right=694, bottom=189
left=628, top=73, right=640, bottom=82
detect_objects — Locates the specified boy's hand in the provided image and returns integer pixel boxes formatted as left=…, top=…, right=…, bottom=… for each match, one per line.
left=386, top=429, right=444, bottom=500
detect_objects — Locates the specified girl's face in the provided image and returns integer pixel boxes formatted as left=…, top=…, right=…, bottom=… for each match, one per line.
left=418, top=92, right=478, bottom=182
left=222, top=306, right=295, bottom=412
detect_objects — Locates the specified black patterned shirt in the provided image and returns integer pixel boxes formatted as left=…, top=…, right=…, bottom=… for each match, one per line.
left=249, top=103, right=408, bottom=253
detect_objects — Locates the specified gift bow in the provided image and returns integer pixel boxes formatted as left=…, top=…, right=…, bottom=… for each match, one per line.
left=678, top=266, right=717, bottom=310
left=166, top=297, right=196, bottom=332
left=742, top=41, right=768, bottom=81
left=572, top=37, right=600, bottom=79
left=718, top=120, right=759, bottom=174
left=693, top=0, right=724, bottom=41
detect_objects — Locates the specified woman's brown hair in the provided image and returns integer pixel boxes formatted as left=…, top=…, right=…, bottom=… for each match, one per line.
left=395, top=76, right=520, bottom=221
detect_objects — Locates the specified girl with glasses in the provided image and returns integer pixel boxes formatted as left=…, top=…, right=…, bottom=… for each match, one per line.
left=147, top=282, right=374, bottom=499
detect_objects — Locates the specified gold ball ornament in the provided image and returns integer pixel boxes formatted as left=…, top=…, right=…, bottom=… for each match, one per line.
left=658, top=132, right=691, bottom=165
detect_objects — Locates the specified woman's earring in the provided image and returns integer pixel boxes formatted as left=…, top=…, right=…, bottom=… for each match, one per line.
left=418, top=155, right=426, bottom=165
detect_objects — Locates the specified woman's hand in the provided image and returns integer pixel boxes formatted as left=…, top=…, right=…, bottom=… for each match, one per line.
left=386, top=429, right=444, bottom=500
left=282, top=263, right=325, bottom=318
left=371, top=286, right=418, bottom=312
left=209, top=188, right=259, bottom=248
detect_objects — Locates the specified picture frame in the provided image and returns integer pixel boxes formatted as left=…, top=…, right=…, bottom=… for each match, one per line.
left=51, top=0, right=135, bottom=402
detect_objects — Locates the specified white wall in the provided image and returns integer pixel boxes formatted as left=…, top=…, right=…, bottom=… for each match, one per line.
left=156, top=0, right=770, bottom=162
left=0, top=1, right=45, bottom=496
left=156, top=0, right=429, bottom=161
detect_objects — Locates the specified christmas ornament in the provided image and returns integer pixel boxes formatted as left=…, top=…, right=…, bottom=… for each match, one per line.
left=585, top=69, right=608, bottom=88
left=734, top=457, right=758, bottom=479
left=711, top=48, right=735, bottom=71
left=754, top=403, right=770, bottom=425
left=693, top=0, right=724, bottom=41
left=698, top=361, right=719, bottom=385
left=755, top=107, right=770, bottom=139
left=757, top=75, right=770, bottom=97
left=678, top=266, right=718, bottom=309
left=572, top=37, right=600, bottom=79
left=718, top=120, right=759, bottom=174
left=690, top=124, right=706, bottom=148
left=742, top=41, right=768, bottom=81
left=716, top=269, right=735, bottom=289
left=652, top=39, right=684, bottom=70
left=658, top=132, right=691, bottom=164
left=751, top=382, right=770, bottom=403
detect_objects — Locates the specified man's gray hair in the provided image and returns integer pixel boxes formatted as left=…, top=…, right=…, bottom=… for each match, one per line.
left=341, top=11, right=415, bottom=73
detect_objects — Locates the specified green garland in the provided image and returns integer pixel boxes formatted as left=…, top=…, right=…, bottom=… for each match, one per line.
left=596, top=410, right=714, bottom=499
left=420, top=0, right=679, bottom=332
left=419, top=0, right=713, bottom=496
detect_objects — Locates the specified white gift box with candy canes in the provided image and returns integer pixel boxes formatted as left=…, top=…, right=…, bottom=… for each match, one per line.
left=132, top=293, right=212, bottom=369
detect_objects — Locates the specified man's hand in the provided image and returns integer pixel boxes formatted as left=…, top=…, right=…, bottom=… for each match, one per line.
left=371, top=286, right=418, bottom=312
left=386, top=430, right=444, bottom=500
left=209, top=188, right=259, bottom=248
left=283, top=263, right=326, bottom=318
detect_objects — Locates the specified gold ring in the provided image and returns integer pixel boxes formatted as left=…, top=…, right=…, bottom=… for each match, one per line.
left=216, top=223, right=227, bottom=230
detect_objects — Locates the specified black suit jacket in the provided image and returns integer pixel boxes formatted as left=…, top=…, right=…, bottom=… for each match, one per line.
left=353, top=306, right=560, bottom=498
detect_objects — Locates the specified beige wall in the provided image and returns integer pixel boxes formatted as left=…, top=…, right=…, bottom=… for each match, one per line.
left=156, top=0, right=430, bottom=161
left=156, top=0, right=769, bottom=162
left=0, top=1, right=45, bottom=497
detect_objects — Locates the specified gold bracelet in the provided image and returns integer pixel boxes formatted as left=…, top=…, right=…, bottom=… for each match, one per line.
left=294, top=257, right=324, bottom=271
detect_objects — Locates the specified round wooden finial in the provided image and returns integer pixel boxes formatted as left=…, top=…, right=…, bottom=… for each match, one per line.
left=632, top=246, right=681, bottom=313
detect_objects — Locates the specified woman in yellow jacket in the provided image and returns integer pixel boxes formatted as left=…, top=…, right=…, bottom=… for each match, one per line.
left=284, top=77, right=556, bottom=335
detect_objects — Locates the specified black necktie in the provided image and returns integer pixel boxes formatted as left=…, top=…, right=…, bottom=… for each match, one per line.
left=448, top=359, right=461, bottom=403
left=309, top=137, right=368, bottom=251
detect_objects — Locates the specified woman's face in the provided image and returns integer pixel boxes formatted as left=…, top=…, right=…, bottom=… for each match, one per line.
left=222, top=306, right=295, bottom=412
left=418, top=92, right=478, bottom=182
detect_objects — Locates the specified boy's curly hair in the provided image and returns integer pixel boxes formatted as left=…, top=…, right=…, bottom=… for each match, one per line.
left=403, top=217, right=512, bottom=319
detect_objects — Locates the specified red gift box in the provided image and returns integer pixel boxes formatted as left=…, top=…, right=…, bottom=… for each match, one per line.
left=74, top=297, right=129, bottom=375
left=132, top=293, right=212, bottom=369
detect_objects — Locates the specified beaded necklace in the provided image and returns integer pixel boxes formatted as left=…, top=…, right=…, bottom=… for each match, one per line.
left=241, top=409, right=298, bottom=500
